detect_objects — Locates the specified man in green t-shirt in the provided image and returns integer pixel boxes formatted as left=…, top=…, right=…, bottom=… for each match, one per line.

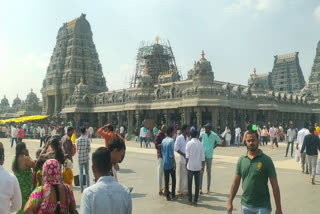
left=199, top=123, right=222, bottom=194
left=227, top=129, right=283, bottom=214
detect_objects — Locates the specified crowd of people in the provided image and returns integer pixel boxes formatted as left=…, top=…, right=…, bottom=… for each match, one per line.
left=0, top=122, right=131, bottom=214
left=0, top=118, right=319, bottom=214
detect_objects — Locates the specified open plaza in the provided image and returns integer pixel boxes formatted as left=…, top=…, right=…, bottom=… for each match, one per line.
left=1, top=137, right=319, bottom=213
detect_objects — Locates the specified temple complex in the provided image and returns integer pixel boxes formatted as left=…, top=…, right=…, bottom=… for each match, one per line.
left=1, top=14, right=320, bottom=137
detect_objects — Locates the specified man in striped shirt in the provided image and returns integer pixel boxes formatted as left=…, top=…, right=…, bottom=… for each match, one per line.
left=77, top=127, right=91, bottom=192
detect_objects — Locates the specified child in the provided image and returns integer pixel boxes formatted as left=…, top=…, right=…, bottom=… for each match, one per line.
left=35, top=158, right=46, bottom=187
left=63, top=158, right=74, bottom=187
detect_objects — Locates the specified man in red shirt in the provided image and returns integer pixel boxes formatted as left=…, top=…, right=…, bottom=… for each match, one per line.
left=17, top=127, right=24, bottom=143
left=97, top=124, right=124, bottom=148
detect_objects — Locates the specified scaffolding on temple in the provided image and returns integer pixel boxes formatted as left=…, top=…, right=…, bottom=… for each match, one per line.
left=130, top=37, right=181, bottom=88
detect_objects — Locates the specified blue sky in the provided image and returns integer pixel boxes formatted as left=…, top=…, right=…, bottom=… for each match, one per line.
left=1, top=0, right=320, bottom=103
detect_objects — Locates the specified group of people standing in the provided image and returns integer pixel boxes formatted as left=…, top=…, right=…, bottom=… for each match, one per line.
left=155, top=123, right=223, bottom=205
left=1, top=122, right=132, bottom=214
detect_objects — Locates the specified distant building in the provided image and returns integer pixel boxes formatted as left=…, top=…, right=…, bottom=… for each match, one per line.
left=41, top=13, right=107, bottom=115
left=308, top=41, right=320, bottom=97
left=270, top=52, right=305, bottom=93
left=1, top=14, right=320, bottom=135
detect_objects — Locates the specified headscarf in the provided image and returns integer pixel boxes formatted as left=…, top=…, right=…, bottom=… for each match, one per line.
left=40, top=159, right=61, bottom=210
left=65, top=158, right=73, bottom=170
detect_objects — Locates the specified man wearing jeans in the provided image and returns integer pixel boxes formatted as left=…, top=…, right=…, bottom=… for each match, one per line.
left=161, top=126, right=176, bottom=201
left=10, top=125, right=18, bottom=148
left=297, top=122, right=310, bottom=174
left=235, top=126, right=241, bottom=147
left=285, top=124, right=296, bottom=157
left=77, top=127, right=91, bottom=193
left=186, top=128, right=205, bottom=206
left=301, top=127, right=320, bottom=184
left=155, top=125, right=166, bottom=196
left=199, top=123, right=222, bottom=194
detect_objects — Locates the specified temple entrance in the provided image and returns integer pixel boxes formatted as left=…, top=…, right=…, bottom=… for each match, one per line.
left=47, top=96, right=55, bottom=115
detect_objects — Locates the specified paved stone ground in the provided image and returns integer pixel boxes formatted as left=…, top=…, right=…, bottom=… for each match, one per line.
left=1, top=137, right=319, bottom=214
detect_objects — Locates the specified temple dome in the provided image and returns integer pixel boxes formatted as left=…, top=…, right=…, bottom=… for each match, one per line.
left=12, top=95, right=22, bottom=107
left=1, top=95, right=9, bottom=106
left=26, top=89, right=39, bottom=104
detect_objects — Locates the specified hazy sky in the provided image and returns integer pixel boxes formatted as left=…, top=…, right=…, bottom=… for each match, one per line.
left=1, top=0, right=320, bottom=103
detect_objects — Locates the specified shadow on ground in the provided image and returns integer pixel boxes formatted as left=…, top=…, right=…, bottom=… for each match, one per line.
left=131, top=192, right=147, bottom=198
left=119, top=168, right=136, bottom=174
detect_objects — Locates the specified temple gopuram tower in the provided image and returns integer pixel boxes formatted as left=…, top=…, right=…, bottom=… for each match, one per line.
left=270, top=52, right=305, bottom=93
left=308, top=41, right=320, bottom=97
left=41, top=14, right=107, bottom=115
left=131, top=37, right=180, bottom=87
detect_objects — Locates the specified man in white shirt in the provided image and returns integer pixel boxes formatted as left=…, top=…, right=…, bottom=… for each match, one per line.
left=186, top=128, right=205, bottom=206
left=297, top=123, right=310, bottom=173
left=11, top=125, right=18, bottom=148
left=286, top=123, right=296, bottom=157
left=39, top=126, right=46, bottom=147
left=235, top=126, right=241, bottom=147
left=139, top=125, right=147, bottom=148
left=174, top=124, right=190, bottom=195
left=120, top=126, right=125, bottom=139
left=0, top=142, right=22, bottom=213
left=80, top=147, right=132, bottom=214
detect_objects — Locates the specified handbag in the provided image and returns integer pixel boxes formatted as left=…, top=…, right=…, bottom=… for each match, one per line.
left=74, top=174, right=86, bottom=186
left=295, top=150, right=300, bottom=162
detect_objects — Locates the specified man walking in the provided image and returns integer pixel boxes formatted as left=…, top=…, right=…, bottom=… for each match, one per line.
left=10, top=125, right=18, bottom=148
left=269, top=125, right=278, bottom=148
left=199, top=123, right=222, bottom=194
left=261, top=126, right=269, bottom=146
left=80, top=147, right=132, bottom=214
left=285, top=123, right=296, bottom=157
left=62, top=127, right=74, bottom=162
left=297, top=123, right=310, bottom=174
left=0, top=142, right=22, bottom=213
left=155, top=125, right=166, bottom=196
left=301, top=127, right=320, bottom=184
left=162, top=126, right=176, bottom=201
left=139, top=125, right=147, bottom=148
left=39, top=126, right=46, bottom=147
left=77, top=127, right=91, bottom=193
left=174, top=124, right=190, bottom=195
left=227, top=129, right=283, bottom=214
left=234, top=125, right=241, bottom=147
left=17, top=126, right=24, bottom=143
left=186, top=128, right=205, bottom=206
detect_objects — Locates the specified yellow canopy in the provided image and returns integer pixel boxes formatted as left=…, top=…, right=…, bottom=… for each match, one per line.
left=0, top=115, right=50, bottom=124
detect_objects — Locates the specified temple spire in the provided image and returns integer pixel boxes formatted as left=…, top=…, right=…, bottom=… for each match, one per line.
left=201, top=50, right=205, bottom=59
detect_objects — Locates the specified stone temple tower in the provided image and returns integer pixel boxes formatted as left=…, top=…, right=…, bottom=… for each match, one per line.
left=308, top=41, right=320, bottom=97
left=270, top=52, right=305, bottom=93
left=41, top=14, right=107, bottom=115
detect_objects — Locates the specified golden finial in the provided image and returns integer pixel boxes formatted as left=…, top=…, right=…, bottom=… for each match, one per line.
left=305, top=81, right=307, bottom=87
left=144, top=65, right=148, bottom=74
left=253, top=67, right=256, bottom=75
left=201, top=50, right=205, bottom=59
left=156, top=36, right=160, bottom=44
left=194, top=61, right=197, bottom=69
left=80, top=77, right=83, bottom=84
